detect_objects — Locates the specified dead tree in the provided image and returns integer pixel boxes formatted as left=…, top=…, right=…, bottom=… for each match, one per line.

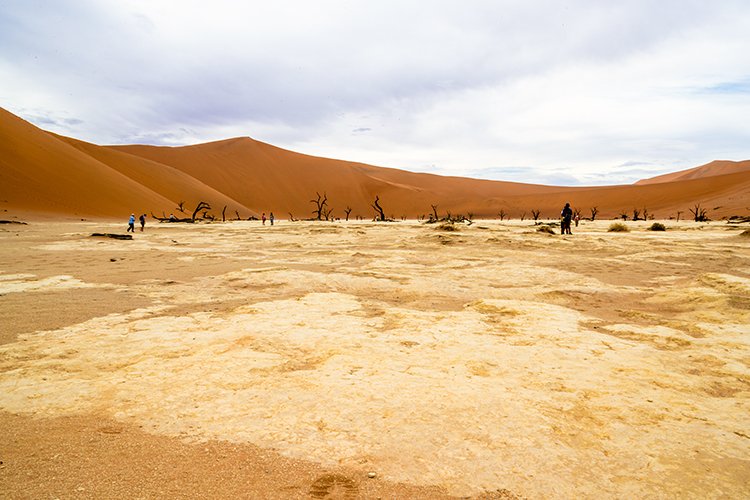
left=619, top=211, right=629, bottom=221
left=531, top=209, right=542, bottom=222
left=520, top=211, right=526, bottom=221
left=372, top=196, right=386, bottom=221
left=152, top=211, right=192, bottom=223
left=344, top=206, right=352, bottom=221
left=235, top=210, right=241, bottom=220
left=177, top=201, right=186, bottom=213
left=632, top=208, right=641, bottom=221
left=191, top=201, right=211, bottom=222
left=430, top=205, right=439, bottom=221
left=498, top=209, right=507, bottom=221
left=322, top=207, right=333, bottom=221
left=288, top=212, right=297, bottom=222
left=689, top=203, right=709, bottom=222
left=221, top=206, right=227, bottom=222
left=590, top=206, right=599, bottom=221
left=676, top=211, right=683, bottom=222
left=642, top=208, right=649, bottom=221
left=310, top=192, right=328, bottom=220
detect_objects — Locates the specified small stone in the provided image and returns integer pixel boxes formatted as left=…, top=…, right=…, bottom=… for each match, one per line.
left=367, top=472, right=377, bottom=479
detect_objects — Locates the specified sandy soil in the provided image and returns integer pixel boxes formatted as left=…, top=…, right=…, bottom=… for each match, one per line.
left=1, top=218, right=749, bottom=498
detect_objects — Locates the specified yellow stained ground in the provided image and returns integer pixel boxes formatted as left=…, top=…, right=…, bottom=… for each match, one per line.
left=1, top=219, right=749, bottom=498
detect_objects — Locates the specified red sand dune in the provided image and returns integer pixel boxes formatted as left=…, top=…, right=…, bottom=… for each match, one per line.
left=635, top=160, right=750, bottom=185
left=1, top=107, right=749, bottom=220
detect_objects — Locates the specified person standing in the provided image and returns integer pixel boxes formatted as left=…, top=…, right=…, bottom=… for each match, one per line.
left=127, top=213, right=135, bottom=233
left=561, top=203, right=573, bottom=235
left=262, top=212, right=267, bottom=225
left=139, top=213, right=146, bottom=232
left=269, top=212, right=275, bottom=226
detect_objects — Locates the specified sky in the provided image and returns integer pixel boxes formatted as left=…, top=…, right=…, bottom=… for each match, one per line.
left=1, top=0, right=749, bottom=185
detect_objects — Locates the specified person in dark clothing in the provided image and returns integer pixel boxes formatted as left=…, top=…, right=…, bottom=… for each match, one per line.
left=139, top=214, right=146, bottom=232
left=561, top=203, right=573, bottom=235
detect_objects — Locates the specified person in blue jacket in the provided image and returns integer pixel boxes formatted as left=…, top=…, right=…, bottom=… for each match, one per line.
left=127, top=213, right=135, bottom=233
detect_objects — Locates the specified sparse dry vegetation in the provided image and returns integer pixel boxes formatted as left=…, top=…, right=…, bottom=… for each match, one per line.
left=608, top=222, right=630, bottom=232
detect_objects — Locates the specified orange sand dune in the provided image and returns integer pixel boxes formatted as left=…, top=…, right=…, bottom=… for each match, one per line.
left=55, top=135, right=255, bottom=219
left=113, top=138, right=563, bottom=221
left=636, top=160, right=750, bottom=185
left=0, top=108, right=175, bottom=219
left=2, top=107, right=749, bottom=220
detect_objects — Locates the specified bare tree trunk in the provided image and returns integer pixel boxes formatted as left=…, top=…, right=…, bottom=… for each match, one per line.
left=590, top=207, right=599, bottom=221
left=310, top=192, right=328, bottom=220
left=372, top=196, right=386, bottom=221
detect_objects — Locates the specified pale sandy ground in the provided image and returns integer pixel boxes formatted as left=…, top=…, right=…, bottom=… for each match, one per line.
left=1, top=218, right=749, bottom=499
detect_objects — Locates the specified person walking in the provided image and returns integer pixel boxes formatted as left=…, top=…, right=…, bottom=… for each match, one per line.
left=127, top=213, right=136, bottom=233
left=139, top=213, right=146, bottom=232
left=269, top=212, right=275, bottom=226
left=262, top=212, right=267, bottom=225
left=561, top=203, right=573, bottom=235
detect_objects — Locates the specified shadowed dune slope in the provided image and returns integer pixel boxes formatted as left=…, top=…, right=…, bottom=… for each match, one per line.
left=1, top=107, right=749, bottom=220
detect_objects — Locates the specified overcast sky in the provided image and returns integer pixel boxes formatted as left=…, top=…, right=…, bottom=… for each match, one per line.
left=2, top=0, right=749, bottom=185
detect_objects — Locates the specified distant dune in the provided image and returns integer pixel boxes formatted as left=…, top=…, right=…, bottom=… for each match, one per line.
left=635, top=160, right=750, bottom=185
left=1, top=107, right=749, bottom=220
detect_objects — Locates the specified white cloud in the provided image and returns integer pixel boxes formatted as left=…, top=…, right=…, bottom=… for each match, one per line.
left=1, top=0, right=749, bottom=185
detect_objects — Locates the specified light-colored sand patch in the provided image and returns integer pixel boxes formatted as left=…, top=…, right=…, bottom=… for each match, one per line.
left=0, top=273, right=102, bottom=294
left=1, top=220, right=749, bottom=498
left=1, top=290, right=748, bottom=497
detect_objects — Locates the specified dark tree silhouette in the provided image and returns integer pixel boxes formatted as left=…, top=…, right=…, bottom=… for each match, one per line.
left=310, top=192, right=328, bottom=220
left=344, top=206, right=352, bottom=221
left=689, top=203, right=709, bottom=222
left=191, top=201, right=211, bottom=222
left=531, top=209, right=541, bottom=221
left=590, top=206, right=599, bottom=221
left=372, top=196, right=386, bottom=221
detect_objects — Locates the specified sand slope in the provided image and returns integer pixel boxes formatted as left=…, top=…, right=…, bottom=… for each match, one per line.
left=1, top=107, right=749, bottom=220
left=636, top=159, right=750, bottom=185
left=0, top=108, right=181, bottom=219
